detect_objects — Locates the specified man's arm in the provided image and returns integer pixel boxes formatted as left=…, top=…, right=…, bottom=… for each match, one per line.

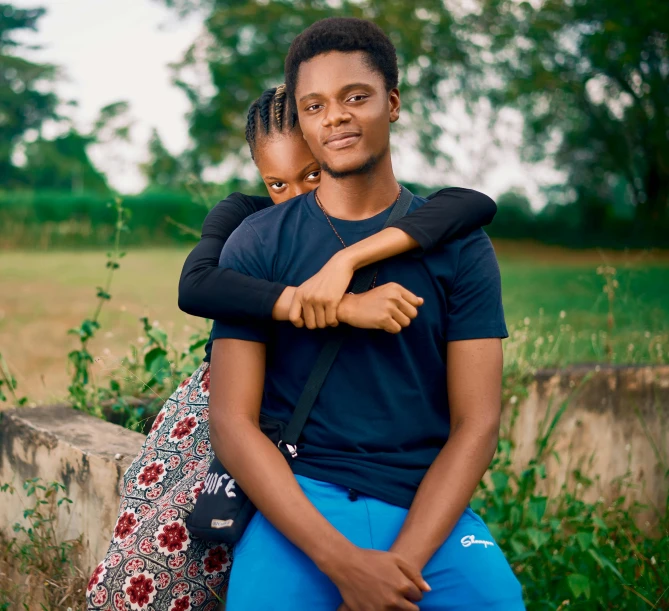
left=389, top=337, right=503, bottom=569
left=209, top=338, right=429, bottom=610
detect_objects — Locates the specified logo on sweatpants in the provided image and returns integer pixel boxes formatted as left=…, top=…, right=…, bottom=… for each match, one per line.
left=203, top=472, right=237, bottom=498
left=461, top=534, right=495, bottom=548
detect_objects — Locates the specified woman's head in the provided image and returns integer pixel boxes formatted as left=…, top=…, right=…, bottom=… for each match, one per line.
left=246, top=85, right=321, bottom=204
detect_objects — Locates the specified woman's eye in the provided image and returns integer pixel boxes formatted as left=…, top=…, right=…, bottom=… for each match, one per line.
left=270, top=182, right=286, bottom=191
left=305, top=170, right=321, bottom=181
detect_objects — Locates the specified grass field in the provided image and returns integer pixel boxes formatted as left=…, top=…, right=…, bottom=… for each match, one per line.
left=1, top=241, right=668, bottom=404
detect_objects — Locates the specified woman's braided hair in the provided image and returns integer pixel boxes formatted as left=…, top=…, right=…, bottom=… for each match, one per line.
left=245, top=84, right=298, bottom=160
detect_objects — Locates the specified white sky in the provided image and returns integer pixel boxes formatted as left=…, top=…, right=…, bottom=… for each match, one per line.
left=14, top=0, right=560, bottom=207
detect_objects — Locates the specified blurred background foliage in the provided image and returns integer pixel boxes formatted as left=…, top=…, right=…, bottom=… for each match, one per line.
left=1, top=0, right=669, bottom=247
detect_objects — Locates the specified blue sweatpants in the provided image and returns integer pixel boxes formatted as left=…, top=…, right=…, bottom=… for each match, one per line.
left=226, top=475, right=525, bottom=610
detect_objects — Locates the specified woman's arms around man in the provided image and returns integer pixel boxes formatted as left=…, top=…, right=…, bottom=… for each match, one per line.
left=178, top=188, right=496, bottom=330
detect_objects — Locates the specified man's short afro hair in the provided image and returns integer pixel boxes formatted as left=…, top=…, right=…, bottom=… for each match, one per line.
left=284, top=17, right=399, bottom=102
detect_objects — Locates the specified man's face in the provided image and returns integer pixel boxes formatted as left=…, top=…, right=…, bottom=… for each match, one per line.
left=294, top=51, right=400, bottom=179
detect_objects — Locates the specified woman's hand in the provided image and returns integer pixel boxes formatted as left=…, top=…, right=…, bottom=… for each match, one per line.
left=289, top=251, right=356, bottom=329
left=337, top=283, right=423, bottom=334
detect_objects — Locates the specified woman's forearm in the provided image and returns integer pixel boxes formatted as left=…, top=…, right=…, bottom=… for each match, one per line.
left=340, top=227, right=419, bottom=272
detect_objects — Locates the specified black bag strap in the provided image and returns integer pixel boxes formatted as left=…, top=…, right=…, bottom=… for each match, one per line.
left=280, top=186, right=414, bottom=451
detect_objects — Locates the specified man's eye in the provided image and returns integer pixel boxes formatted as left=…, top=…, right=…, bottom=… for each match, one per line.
left=347, top=94, right=368, bottom=102
left=305, top=170, right=321, bottom=181
left=270, top=182, right=286, bottom=191
left=305, top=104, right=322, bottom=112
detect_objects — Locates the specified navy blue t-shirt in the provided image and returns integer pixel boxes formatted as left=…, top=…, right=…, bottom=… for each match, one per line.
left=211, top=190, right=507, bottom=508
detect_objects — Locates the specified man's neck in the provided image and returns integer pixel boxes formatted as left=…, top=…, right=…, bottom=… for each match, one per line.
left=316, top=156, right=400, bottom=221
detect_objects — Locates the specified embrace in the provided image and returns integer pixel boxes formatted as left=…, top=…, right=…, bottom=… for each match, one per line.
left=87, top=17, right=525, bottom=611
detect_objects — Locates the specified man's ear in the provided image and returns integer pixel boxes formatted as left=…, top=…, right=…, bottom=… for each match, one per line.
left=389, top=88, right=401, bottom=123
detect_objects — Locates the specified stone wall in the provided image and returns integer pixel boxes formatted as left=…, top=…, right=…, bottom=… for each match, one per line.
left=506, top=365, right=669, bottom=515
left=0, top=365, right=667, bottom=577
left=0, top=405, right=145, bottom=575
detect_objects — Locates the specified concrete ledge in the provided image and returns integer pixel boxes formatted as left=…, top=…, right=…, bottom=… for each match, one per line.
left=0, top=405, right=145, bottom=574
left=509, top=364, right=669, bottom=514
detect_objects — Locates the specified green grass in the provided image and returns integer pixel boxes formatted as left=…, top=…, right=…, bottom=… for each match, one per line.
left=0, top=243, right=668, bottom=403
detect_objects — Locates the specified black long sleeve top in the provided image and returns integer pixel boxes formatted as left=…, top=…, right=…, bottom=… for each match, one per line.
left=178, top=188, right=496, bottom=323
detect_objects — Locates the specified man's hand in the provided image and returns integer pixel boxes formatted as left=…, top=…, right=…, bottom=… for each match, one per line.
left=326, top=548, right=430, bottom=611
left=337, top=283, right=423, bottom=334
left=289, top=251, right=355, bottom=329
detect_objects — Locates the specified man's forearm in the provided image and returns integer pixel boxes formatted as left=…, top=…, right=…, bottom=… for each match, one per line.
left=390, top=420, right=499, bottom=570
left=211, top=416, right=356, bottom=573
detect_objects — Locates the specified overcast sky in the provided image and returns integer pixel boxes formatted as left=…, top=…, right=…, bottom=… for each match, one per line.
left=14, top=0, right=559, bottom=206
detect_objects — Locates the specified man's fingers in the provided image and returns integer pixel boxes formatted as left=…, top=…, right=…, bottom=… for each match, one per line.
left=397, top=558, right=431, bottom=592
left=385, top=319, right=403, bottom=334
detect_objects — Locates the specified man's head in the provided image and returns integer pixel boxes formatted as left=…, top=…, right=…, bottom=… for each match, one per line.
left=284, top=18, right=400, bottom=179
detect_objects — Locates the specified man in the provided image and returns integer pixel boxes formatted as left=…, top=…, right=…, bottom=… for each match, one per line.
left=208, top=17, right=524, bottom=611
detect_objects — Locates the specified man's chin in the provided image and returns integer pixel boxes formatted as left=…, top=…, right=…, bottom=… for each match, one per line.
left=321, top=155, right=380, bottom=179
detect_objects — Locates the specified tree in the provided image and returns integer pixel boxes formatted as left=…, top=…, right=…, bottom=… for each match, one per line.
left=0, top=3, right=59, bottom=186
left=140, top=128, right=190, bottom=191
left=476, top=0, right=669, bottom=222
left=159, top=0, right=482, bottom=170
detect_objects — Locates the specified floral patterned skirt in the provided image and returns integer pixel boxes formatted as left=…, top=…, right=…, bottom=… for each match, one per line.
left=86, top=362, right=231, bottom=611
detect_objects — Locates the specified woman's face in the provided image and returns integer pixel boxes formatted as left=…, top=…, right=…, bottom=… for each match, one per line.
left=254, top=129, right=321, bottom=204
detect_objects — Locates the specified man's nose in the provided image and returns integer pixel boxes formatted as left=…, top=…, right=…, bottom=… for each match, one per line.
left=322, top=102, right=351, bottom=128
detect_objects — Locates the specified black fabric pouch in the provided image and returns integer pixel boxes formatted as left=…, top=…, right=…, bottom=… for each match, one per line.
left=185, top=413, right=293, bottom=544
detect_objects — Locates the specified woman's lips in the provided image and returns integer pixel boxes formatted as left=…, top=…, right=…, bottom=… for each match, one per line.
left=324, top=133, right=361, bottom=150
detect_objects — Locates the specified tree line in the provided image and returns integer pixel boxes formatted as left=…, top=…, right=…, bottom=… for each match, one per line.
left=1, top=0, right=668, bottom=236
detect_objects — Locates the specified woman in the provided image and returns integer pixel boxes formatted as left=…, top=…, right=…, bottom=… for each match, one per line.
left=86, top=86, right=496, bottom=611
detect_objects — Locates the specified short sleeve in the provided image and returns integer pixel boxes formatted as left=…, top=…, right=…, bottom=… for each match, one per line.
left=445, top=230, right=508, bottom=342
left=210, top=221, right=271, bottom=344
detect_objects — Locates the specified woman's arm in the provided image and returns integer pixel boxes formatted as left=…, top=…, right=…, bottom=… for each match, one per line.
left=288, top=188, right=497, bottom=329
left=178, top=193, right=288, bottom=322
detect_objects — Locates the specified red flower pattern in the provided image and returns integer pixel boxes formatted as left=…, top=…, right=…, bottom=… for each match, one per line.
left=138, top=462, right=165, bottom=487
left=114, top=512, right=138, bottom=541
left=158, top=522, right=189, bottom=553
left=88, top=562, right=106, bottom=591
left=171, top=416, right=197, bottom=440
left=87, top=363, right=234, bottom=610
left=171, top=595, right=191, bottom=611
left=203, top=546, right=229, bottom=574
left=125, top=573, right=155, bottom=607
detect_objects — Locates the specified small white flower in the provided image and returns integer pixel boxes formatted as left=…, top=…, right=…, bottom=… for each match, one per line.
left=576, top=482, right=583, bottom=490
left=651, top=556, right=657, bottom=565
left=137, top=336, right=146, bottom=344
left=510, top=395, right=518, bottom=405
left=644, top=331, right=651, bottom=338
left=523, top=317, right=531, bottom=326
left=559, top=310, right=566, bottom=319
left=627, top=343, right=635, bottom=351
left=152, top=320, right=159, bottom=327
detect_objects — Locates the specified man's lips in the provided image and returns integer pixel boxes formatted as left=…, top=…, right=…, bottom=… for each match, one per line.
left=324, top=132, right=361, bottom=149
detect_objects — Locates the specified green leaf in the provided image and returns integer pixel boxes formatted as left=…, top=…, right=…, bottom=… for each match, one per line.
left=528, top=496, right=547, bottom=523
left=567, top=573, right=591, bottom=599
left=491, top=471, right=509, bottom=494
left=587, top=549, right=624, bottom=581
left=526, top=527, right=550, bottom=550
left=147, top=327, right=168, bottom=347
left=576, top=531, right=593, bottom=552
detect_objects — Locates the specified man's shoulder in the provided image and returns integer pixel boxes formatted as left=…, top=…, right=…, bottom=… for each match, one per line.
left=241, top=192, right=308, bottom=232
